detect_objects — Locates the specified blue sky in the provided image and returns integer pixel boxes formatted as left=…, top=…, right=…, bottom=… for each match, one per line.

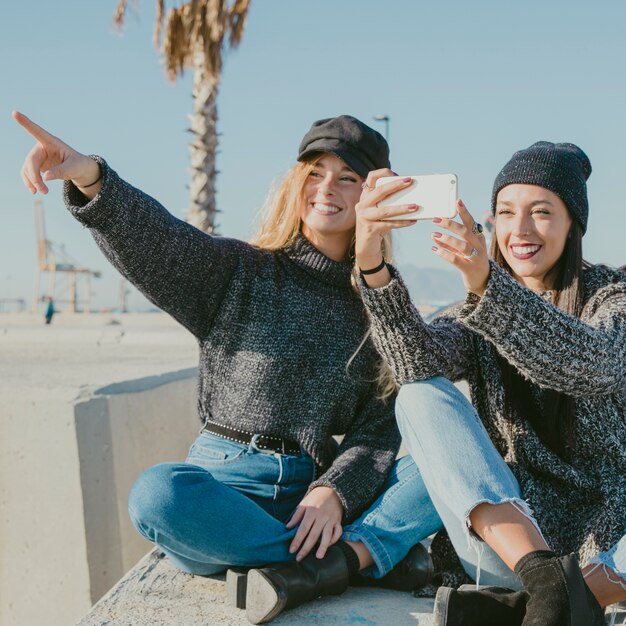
left=2, top=0, right=625, bottom=310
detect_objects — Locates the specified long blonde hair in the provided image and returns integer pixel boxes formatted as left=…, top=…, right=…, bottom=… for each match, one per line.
left=249, top=160, right=315, bottom=250
left=250, top=156, right=397, bottom=400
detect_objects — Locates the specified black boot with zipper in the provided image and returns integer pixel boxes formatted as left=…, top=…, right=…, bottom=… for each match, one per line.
left=227, top=540, right=434, bottom=620
left=241, top=542, right=355, bottom=624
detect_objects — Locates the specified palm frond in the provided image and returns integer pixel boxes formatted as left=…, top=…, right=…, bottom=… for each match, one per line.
left=163, top=5, right=188, bottom=81
left=228, top=0, right=250, bottom=47
left=113, top=0, right=129, bottom=29
left=113, top=0, right=141, bottom=30
left=115, top=1, right=251, bottom=80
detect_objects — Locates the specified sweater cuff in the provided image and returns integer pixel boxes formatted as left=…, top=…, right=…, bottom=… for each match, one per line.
left=358, top=264, right=414, bottom=324
left=358, top=265, right=435, bottom=384
left=63, top=156, right=120, bottom=228
left=308, top=460, right=388, bottom=523
left=457, top=261, right=518, bottom=339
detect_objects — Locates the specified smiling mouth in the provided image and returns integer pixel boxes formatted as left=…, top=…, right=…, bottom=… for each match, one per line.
left=510, top=244, right=542, bottom=260
left=312, top=202, right=342, bottom=215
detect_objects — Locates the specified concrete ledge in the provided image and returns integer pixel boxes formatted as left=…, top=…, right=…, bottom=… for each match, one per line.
left=79, top=549, right=436, bottom=625
left=79, top=549, right=626, bottom=626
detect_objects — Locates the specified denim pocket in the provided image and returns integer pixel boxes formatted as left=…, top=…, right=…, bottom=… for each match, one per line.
left=186, top=432, right=247, bottom=465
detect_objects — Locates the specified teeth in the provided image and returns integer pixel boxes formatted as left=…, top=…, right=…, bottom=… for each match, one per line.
left=313, top=203, right=341, bottom=214
left=512, top=245, right=540, bottom=255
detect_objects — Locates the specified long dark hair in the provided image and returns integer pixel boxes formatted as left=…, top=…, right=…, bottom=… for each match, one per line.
left=490, top=220, right=589, bottom=459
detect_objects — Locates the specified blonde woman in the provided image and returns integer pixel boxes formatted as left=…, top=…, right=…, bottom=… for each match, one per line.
left=15, top=113, right=443, bottom=624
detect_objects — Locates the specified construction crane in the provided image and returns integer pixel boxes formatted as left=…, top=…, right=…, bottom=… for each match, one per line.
left=32, top=200, right=101, bottom=313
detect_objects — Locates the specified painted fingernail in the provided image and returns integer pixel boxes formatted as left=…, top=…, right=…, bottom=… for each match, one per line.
left=432, top=246, right=439, bottom=252
left=433, top=232, right=442, bottom=238
left=409, top=204, right=418, bottom=211
left=402, top=177, right=412, bottom=183
left=432, top=217, right=442, bottom=223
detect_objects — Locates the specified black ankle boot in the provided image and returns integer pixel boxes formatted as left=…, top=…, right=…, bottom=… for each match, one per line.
left=243, top=544, right=350, bottom=624
left=515, top=551, right=605, bottom=626
left=433, top=585, right=528, bottom=625
left=351, top=542, right=433, bottom=591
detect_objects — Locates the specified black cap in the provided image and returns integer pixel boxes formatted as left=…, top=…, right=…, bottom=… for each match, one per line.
left=297, top=115, right=390, bottom=178
left=492, top=141, right=592, bottom=234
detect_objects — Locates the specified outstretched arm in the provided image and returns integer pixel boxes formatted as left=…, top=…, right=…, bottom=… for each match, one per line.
left=14, top=112, right=247, bottom=338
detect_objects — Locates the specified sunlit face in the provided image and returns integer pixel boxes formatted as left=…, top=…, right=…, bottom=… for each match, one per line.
left=300, top=154, right=363, bottom=244
left=495, top=184, right=573, bottom=292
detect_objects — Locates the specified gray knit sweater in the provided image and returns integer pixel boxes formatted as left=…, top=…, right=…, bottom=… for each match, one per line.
left=360, top=261, right=626, bottom=565
left=63, top=159, right=400, bottom=522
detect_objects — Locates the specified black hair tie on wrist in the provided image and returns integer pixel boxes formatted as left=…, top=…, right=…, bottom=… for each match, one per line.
left=359, top=258, right=387, bottom=276
left=80, top=168, right=102, bottom=188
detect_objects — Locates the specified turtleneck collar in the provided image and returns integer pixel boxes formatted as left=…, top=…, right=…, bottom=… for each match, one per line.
left=282, top=233, right=354, bottom=289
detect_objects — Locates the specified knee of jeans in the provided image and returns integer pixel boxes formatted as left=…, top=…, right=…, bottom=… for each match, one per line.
left=396, top=377, right=450, bottom=426
left=128, top=462, right=201, bottom=536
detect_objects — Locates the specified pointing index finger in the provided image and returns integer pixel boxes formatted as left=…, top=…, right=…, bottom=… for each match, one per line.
left=12, top=111, right=58, bottom=145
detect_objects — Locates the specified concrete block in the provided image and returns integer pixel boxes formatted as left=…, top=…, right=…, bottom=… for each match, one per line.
left=0, top=314, right=199, bottom=626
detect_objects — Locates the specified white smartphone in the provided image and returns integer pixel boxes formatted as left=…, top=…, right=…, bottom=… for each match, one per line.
left=375, top=173, right=458, bottom=220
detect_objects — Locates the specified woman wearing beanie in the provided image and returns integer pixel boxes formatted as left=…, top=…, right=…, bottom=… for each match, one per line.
left=15, top=112, right=443, bottom=624
left=355, top=141, right=626, bottom=625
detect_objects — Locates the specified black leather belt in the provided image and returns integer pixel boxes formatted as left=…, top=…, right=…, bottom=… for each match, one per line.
left=202, top=420, right=301, bottom=455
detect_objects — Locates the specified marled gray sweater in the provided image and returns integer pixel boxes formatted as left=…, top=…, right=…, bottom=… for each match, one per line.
left=360, top=262, right=626, bottom=565
left=63, top=158, right=400, bottom=522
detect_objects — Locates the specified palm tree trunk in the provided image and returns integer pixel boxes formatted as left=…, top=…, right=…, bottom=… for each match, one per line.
left=186, top=50, right=219, bottom=234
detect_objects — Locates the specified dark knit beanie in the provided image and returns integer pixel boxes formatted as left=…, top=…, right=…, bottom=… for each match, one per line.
left=297, top=115, right=390, bottom=178
left=491, top=141, right=592, bottom=233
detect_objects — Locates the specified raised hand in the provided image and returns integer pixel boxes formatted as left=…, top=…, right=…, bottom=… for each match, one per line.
left=355, top=169, right=418, bottom=287
left=13, top=111, right=101, bottom=197
left=286, top=486, right=344, bottom=561
left=431, top=200, right=490, bottom=295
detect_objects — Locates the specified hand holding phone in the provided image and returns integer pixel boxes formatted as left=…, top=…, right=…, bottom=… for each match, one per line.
left=375, top=173, right=458, bottom=221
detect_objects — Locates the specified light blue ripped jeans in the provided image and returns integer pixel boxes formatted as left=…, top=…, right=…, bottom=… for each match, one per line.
left=396, top=376, right=626, bottom=592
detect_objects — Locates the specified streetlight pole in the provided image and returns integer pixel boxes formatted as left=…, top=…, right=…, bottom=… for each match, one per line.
left=373, top=115, right=390, bottom=142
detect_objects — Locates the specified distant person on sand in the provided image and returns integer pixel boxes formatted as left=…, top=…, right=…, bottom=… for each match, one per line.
left=44, top=296, right=55, bottom=325
left=15, top=111, right=442, bottom=624
left=355, top=141, right=626, bottom=625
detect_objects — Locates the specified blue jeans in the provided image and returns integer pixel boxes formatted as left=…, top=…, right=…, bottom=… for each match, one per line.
left=128, top=432, right=442, bottom=578
left=396, top=376, right=626, bottom=590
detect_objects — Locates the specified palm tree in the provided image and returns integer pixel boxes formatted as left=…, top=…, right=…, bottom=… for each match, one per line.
left=114, top=0, right=251, bottom=234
